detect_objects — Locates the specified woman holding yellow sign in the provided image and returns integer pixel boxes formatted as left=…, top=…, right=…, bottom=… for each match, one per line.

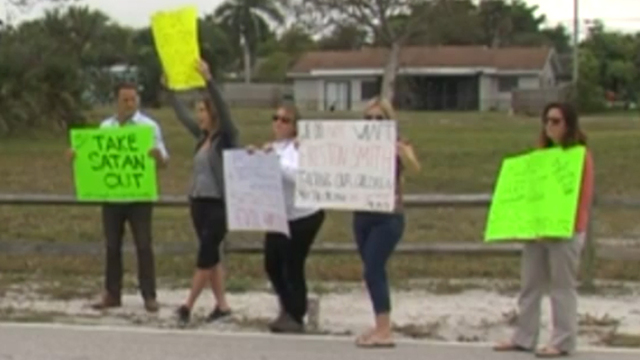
left=163, top=59, right=239, bottom=326
left=493, top=102, right=594, bottom=358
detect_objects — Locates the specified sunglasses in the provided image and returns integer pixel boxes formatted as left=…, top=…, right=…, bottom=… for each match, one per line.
left=272, top=114, right=292, bottom=124
left=364, top=114, right=385, bottom=120
left=545, top=117, right=563, bottom=126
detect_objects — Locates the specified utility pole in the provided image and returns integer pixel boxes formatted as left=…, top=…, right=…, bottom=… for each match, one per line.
left=572, top=0, right=580, bottom=86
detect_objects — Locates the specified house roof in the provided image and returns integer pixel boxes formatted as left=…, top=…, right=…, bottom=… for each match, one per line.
left=289, top=46, right=553, bottom=75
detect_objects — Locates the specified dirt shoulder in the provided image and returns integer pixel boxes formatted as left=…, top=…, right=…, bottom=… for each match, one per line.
left=1, top=277, right=639, bottom=348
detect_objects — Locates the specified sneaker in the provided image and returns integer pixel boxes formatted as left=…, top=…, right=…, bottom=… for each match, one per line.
left=206, top=307, right=231, bottom=322
left=269, top=309, right=286, bottom=329
left=269, top=312, right=304, bottom=334
left=176, top=305, right=190, bottom=327
left=144, top=299, right=160, bottom=313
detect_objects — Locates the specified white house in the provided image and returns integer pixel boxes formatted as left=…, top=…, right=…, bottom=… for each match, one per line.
left=287, top=46, right=561, bottom=112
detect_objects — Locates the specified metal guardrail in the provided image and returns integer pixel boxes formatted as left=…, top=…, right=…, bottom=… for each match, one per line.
left=0, top=193, right=636, bottom=207
left=2, top=192, right=638, bottom=289
left=0, top=193, right=492, bottom=207
left=0, top=240, right=524, bottom=256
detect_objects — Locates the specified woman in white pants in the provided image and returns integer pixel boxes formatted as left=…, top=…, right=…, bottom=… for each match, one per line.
left=493, top=102, right=594, bottom=358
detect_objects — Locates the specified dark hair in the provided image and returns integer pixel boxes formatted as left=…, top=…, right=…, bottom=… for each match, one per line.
left=538, top=102, right=587, bottom=148
left=196, top=89, right=218, bottom=131
left=113, top=82, right=138, bottom=97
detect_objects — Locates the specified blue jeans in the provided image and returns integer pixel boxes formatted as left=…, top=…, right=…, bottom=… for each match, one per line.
left=353, top=211, right=405, bottom=314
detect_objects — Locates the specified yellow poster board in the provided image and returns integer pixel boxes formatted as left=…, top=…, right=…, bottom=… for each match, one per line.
left=151, top=6, right=204, bottom=90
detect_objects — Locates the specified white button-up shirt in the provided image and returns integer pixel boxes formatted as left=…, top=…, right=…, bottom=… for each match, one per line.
left=100, top=111, right=169, bottom=161
left=272, top=139, right=319, bottom=221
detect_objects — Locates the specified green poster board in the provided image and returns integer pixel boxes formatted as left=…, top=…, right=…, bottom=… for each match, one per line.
left=484, top=146, right=586, bottom=242
left=70, top=126, right=159, bottom=202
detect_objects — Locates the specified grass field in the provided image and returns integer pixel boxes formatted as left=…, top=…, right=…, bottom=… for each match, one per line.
left=2, top=107, right=640, bottom=289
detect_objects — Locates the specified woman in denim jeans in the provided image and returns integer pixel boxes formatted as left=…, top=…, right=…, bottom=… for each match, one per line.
left=354, top=97, right=421, bottom=348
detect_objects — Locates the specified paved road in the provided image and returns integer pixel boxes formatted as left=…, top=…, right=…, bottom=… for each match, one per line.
left=1, top=323, right=639, bottom=360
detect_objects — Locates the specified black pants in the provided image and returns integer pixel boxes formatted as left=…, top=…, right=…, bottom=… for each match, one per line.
left=264, top=211, right=325, bottom=324
left=102, top=203, right=156, bottom=300
left=190, top=198, right=227, bottom=269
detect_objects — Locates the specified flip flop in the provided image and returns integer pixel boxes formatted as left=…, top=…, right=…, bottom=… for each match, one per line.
left=535, top=346, right=569, bottom=358
left=355, top=334, right=396, bottom=349
left=492, top=342, right=532, bottom=352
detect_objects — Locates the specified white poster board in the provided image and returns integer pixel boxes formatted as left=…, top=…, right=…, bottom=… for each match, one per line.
left=295, top=120, right=397, bottom=212
left=223, top=150, right=289, bottom=236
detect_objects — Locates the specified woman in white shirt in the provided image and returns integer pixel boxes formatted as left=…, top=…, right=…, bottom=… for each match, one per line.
left=247, top=104, right=325, bottom=333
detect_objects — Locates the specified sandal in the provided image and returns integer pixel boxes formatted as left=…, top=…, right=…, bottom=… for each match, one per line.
left=492, top=341, right=532, bottom=352
left=355, top=329, right=375, bottom=343
left=355, top=333, right=395, bottom=349
left=535, top=346, right=569, bottom=358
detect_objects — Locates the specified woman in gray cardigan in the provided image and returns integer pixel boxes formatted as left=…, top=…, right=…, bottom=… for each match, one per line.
left=164, top=60, right=239, bottom=326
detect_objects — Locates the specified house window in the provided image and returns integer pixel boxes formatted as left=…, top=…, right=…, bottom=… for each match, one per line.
left=498, top=76, right=519, bottom=92
left=324, top=81, right=351, bottom=111
left=361, top=80, right=380, bottom=101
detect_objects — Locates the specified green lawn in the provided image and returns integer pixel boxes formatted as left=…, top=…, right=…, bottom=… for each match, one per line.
left=1, top=107, right=640, bottom=284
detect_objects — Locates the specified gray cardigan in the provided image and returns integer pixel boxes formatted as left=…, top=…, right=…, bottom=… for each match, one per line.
left=167, top=80, right=239, bottom=200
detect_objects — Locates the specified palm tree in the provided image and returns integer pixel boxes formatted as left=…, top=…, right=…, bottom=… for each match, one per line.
left=215, top=0, right=284, bottom=83
left=40, top=6, right=118, bottom=66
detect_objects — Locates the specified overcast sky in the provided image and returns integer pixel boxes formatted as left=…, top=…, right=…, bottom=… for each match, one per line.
left=5, top=0, right=640, bottom=33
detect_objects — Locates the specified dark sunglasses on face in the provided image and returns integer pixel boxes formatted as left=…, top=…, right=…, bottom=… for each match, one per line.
left=364, top=114, right=385, bottom=120
left=272, top=114, right=292, bottom=124
left=545, top=117, right=563, bottom=125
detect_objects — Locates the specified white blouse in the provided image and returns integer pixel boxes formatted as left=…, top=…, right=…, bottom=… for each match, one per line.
left=272, top=140, right=320, bottom=221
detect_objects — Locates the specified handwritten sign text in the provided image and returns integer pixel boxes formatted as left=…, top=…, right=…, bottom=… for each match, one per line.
left=71, top=127, right=158, bottom=201
left=296, top=120, right=397, bottom=212
left=484, top=146, right=586, bottom=241
left=223, top=150, right=289, bottom=236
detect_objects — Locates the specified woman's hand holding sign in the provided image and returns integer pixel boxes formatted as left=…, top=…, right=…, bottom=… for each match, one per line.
left=196, top=59, right=212, bottom=81
left=397, top=139, right=421, bottom=172
left=245, top=142, right=274, bottom=154
left=262, top=142, right=274, bottom=153
left=245, top=144, right=258, bottom=154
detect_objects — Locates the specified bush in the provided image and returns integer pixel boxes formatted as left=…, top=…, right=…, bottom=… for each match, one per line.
left=0, top=22, right=87, bottom=135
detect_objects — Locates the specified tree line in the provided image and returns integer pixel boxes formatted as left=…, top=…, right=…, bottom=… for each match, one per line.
left=0, top=0, right=636, bottom=134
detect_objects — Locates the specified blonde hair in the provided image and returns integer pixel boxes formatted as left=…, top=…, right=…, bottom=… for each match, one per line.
left=277, top=102, right=301, bottom=137
left=364, top=96, right=396, bottom=120
left=278, top=102, right=301, bottom=123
